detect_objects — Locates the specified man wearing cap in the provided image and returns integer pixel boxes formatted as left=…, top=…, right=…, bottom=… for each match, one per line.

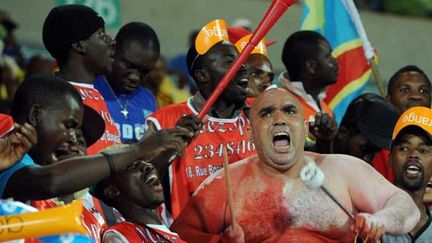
left=331, top=93, right=400, bottom=164
left=227, top=26, right=275, bottom=99
left=146, top=19, right=255, bottom=223
left=372, top=65, right=432, bottom=183
left=94, top=22, right=159, bottom=144
left=382, top=107, right=432, bottom=242
left=42, top=4, right=121, bottom=154
left=172, top=87, right=419, bottom=242
left=280, top=30, right=339, bottom=151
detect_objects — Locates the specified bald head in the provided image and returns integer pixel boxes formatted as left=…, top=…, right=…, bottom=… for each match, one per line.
left=251, top=88, right=304, bottom=125
left=249, top=87, right=307, bottom=173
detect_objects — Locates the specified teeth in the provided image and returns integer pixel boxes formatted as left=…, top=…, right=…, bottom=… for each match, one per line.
left=146, top=174, right=158, bottom=184
left=274, top=132, right=289, bottom=136
left=406, top=165, right=421, bottom=175
left=407, top=165, right=420, bottom=171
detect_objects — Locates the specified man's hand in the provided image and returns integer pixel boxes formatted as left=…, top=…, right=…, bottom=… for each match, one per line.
left=0, top=123, right=37, bottom=171
left=221, top=223, right=245, bottom=243
left=309, top=112, right=338, bottom=140
left=352, top=213, right=386, bottom=241
left=175, top=114, right=203, bottom=143
left=138, top=127, right=194, bottom=161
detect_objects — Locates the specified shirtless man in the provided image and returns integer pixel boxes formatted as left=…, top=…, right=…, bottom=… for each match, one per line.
left=172, top=87, right=419, bottom=242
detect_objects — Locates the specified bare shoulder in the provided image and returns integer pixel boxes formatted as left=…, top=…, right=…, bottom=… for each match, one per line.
left=193, top=154, right=259, bottom=196
left=305, top=152, right=378, bottom=178
left=318, top=153, right=372, bottom=168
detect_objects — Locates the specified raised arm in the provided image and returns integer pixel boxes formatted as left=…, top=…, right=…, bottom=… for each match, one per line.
left=0, top=122, right=37, bottom=171
left=4, top=127, right=193, bottom=200
left=338, top=155, right=419, bottom=239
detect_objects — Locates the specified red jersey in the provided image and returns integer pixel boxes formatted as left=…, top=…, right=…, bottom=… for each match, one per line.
left=372, top=149, right=394, bottom=183
left=70, top=82, right=121, bottom=155
left=147, top=98, right=256, bottom=220
left=103, top=222, right=184, bottom=243
left=31, top=193, right=107, bottom=242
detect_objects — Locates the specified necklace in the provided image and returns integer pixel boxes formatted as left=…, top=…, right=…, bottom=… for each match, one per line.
left=104, top=78, right=130, bottom=119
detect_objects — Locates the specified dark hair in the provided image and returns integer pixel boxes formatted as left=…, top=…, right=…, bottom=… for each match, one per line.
left=115, top=22, right=160, bottom=55
left=282, top=31, right=326, bottom=81
left=10, top=74, right=82, bottom=122
left=42, top=4, right=104, bottom=65
left=91, top=177, right=116, bottom=207
left=387, top=65, right=431, bottom=94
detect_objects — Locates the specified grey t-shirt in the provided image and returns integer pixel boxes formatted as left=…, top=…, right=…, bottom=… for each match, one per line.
left=382, top=208, right=432, bottom=243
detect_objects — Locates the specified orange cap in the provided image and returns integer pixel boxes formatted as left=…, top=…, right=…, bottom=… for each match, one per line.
left=195, top=19, right=229, bottom=55
left=227, top=26, right=276, bottom=57
left=392, top=106, right=432, bottom=140
left=235, top=34, right=268, bottom=56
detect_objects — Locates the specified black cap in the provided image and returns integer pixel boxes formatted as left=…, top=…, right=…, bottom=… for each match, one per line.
left=43, top=4, right=104, bottom=61
left=342, top=93, right=400, bottom=150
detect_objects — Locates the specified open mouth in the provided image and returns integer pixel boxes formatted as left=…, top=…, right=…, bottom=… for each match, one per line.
left=144, top=170, right=162, bottom=190
left=272, top=131, right=291, bottom=152
left=404, top=161, right=424, bottom=177
left=427, top=181, right=432, bottom=190
left=406, top=165, right=421, bottom=175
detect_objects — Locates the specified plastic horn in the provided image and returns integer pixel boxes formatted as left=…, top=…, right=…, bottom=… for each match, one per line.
left=0, top=199, right=87, bottom=241
left=196, top=0, right=296, bottom=120
left=300, top=162, right=355, bottom=220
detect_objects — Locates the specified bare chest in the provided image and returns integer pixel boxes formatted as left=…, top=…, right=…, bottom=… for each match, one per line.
left=234, top=180, right=352, bottom=242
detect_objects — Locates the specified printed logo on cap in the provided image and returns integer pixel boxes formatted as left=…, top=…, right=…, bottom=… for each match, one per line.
left=234, top=34, right=268, bottom=56
left=392, top=106, right=432, bottom=140
left=195, top=19, right=229, bottom=55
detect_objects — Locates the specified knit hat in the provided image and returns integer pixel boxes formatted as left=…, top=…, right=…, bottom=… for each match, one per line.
left=43, top=4, right=104, bottom=62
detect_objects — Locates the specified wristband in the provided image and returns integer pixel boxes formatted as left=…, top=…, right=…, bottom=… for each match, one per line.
left=100, top=152, right=115, bottom=176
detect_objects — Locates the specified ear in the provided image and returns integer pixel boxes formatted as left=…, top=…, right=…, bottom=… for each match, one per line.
left=305, top=59, right=317, bottom=75
left=28, top=104, right=42, bottom=127
left=385, top=94, right=391, bottom=102
left=304, top=120, right=309, bottom=135
left=104, top=184, right=120, bottom=200
left=71, top=40, right=87, bottom=54
left=194, top=69, right=210, bottom=84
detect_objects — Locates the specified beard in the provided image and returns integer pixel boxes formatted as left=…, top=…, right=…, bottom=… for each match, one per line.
left=397, top=173, right=426, bottom=192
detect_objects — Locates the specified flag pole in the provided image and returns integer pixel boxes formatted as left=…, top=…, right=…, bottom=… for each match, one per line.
left=343, top=0, right=386, bottom=97
left=370, top=58, right=386, bottom=96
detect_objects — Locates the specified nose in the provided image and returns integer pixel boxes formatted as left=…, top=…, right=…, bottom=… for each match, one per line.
left=139, top=161, right=153, bottom=173
left=68, top=129, right=79, bottom=145
left=128, top=69, right=141, bottom=82
left=408, top=150, right=421, bottom=159
left=273, top=110, right=287, bottom=125
left=408, top=90, right=423, bottom=100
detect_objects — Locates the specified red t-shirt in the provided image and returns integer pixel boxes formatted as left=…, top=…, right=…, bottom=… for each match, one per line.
left=372, top=149, right=394, bottom=183
left=147, top=98, right=256, bottom=220
left=103, top=221, right=184, bottom=243
left=70, top=82, right=121, bottom=155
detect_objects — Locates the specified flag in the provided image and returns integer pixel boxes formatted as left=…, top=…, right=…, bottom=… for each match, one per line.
left=301, top=0, right=374, bottom=124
